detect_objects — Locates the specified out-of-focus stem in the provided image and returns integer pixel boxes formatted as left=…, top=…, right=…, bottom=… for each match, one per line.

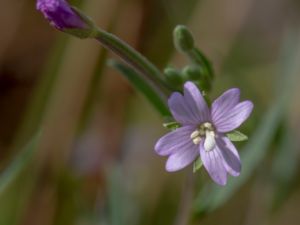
left=173, top=172, right=195, bottom=225
left=93, top=27, right=171, bottom=100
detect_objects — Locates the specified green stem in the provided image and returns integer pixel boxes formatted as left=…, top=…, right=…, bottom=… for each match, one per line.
left=93, top=27, right=171, bottom=100
left=187, top=48, right=214, bottom=80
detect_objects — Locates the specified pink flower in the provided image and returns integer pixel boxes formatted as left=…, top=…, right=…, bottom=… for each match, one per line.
left=155, top=82, right=253, bottom=186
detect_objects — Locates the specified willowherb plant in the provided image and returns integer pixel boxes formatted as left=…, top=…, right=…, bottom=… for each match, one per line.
left=36, top=0, right=253, bottom=186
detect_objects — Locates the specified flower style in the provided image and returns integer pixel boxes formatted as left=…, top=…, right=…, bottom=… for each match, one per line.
left=36, top=0, right=87, bottom=30
left=155, top=82, right=253, bottom=186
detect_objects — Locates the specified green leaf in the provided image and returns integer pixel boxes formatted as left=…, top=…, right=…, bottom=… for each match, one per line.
left=109, top=60, right=170, bottom=116
left=226, top=130, right=248, bottom=142
left=193, top=158, right=203, bottom=173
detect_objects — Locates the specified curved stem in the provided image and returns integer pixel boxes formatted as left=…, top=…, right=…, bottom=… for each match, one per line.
left=93, top=27, right=172, bottom=100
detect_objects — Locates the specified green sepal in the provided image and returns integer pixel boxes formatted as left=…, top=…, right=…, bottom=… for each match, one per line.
left=226, top=130, right=248, bottom=142
left=163, top=117, right=181, bottom=130
left=64, top=7, right=98, bottom=39
left=163, top=121, right=180, bottom=131
left=193, top=157, right=203, bottom=173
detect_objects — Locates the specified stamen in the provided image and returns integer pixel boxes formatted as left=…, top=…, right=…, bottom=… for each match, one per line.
left=190, top=122, right=215, bottom=146
left=192, top=137, right=201, bottom=145
left=203, top=122, right=213, bottom=129
left=190, top=130, right=200, bottom=139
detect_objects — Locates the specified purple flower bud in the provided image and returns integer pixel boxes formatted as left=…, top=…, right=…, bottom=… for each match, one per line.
left=37, top=0, right=87, bottom=30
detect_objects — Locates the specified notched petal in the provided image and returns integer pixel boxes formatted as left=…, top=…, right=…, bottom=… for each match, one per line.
left=214, top=100, right=254, bottom=133
left=183, top=82, right=211, bottom=123
left=155, top=126, right=195, bottom=156
left=217, top=136, right=241, bottom=176
left=166, top=142, right=198, bottom=172
left=211, top=88, right=240, bottom=123
left=168, top=92, right=199, bottom=124
left=199, top=143, right=227, bottom=186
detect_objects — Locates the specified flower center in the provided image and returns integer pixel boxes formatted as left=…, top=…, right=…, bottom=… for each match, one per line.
left=190, top=122, right=216, bottom=151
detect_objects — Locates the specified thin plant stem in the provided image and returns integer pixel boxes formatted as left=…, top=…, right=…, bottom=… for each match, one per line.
left=93, top=27, right=171, bottom=100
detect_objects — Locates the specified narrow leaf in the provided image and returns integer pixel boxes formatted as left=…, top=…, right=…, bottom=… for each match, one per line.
left=0, top=134, right=39, bottom=195
left=109, top=60, right=170, bottom=116
left=270, top=125, right=298, bottom=211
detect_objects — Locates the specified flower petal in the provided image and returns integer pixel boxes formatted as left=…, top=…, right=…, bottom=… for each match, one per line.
left=216, top=136, right=241, bottom=176
left=165, top=141, right=198, bottom=172
left=168, top=93, right=198, bottom=124
left=213, top=100, right=253, bottom=133
left=155, top=126, right=196, bottom=156
left=168, top=82, right=210, bottom=125
left=199, top=142, right=227, bottom=186
left=37, top=0, right=87, bottom=30
left=183, top=82, right=211, bottom=123
left=211, top=88, right=240, bottom=123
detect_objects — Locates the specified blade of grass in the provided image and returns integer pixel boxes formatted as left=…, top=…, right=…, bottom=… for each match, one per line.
left=270, top=124, right=299, bottom=211
left=0, top=133, right=40, bottom=225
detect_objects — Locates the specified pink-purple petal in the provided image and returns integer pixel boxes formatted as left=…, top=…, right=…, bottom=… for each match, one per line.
left=37, top=0, right=87, bottom=30
left=199, top=142, right=227, bottom=186
left=216, top=136, right=241, bottom=176
left=168, top=92, right=200, bottom=124
left=214, top=100, right=254, bottom=133
left=183, top=82, right=211, bottom=123
left=166, top=142, right=198, bottom=171
left=211, top=88, right=240, bottom=123
left=155, top=126, right=196, bottom=156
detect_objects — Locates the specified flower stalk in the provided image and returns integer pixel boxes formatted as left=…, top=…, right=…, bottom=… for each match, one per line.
left=37, top=0, right=171, bottom=101
left=173, top=25, right=214, bottom=92
left=92, top=26, right=171, bottom=99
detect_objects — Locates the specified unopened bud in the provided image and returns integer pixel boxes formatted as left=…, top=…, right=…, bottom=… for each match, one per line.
left=182, top=65, right=203, bottom=80
left=37, top=0, right=96, bottom=39
left=173, top=25, right=195, bottom=52
left=164, top=67, right=183, bottom=87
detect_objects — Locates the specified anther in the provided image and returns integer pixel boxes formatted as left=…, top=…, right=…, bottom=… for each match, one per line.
left=190, top=130, right=200, bottom=139
left=192, top=137, right=201, bottom=145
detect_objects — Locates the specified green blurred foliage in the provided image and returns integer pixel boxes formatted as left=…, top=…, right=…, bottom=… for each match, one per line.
left=0, top=0, right=299, bottom=225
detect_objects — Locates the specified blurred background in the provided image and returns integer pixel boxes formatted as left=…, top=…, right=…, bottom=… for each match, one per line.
left=0, top=0, right=299, bottom=225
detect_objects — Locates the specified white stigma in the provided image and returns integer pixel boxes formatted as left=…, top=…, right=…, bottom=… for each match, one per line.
left=204, top=130, right=216, bottom=152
